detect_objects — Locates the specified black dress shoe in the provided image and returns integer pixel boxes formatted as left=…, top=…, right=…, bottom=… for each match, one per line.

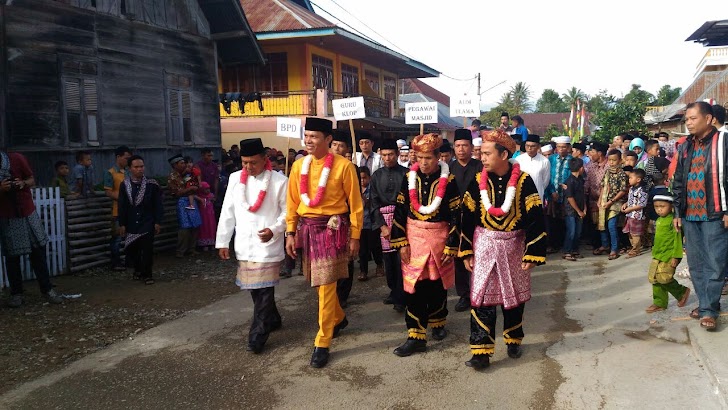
left=310, top=347, right=329, bottom=368
left=507, top=344, right=522, bottom=359
left=465, top=354, right=490, bottom=369
left=454, top=296, right=470, bottom=312
left=383, top=295, right=395, bottom=305
left=393, top=304, right=405, bottom=313
left=246, top=343, right=264, bottom=354
left=393, top=339, right=427, bottom=357
left=332, top=317, right=348, bottom=338
left=431, top=327, right=448, bottom=341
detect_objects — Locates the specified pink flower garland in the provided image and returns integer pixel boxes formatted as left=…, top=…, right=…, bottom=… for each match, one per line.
left=300, top=153, right=334, bottom=207
left=239, top=158, right=272, bottom=213
left=408, top=161, right=449, bottom=215
left=479, top=162, right=521, bottom=217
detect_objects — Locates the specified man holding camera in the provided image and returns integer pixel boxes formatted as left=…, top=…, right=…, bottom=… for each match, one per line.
left=0, top=150, right=63, bottom=307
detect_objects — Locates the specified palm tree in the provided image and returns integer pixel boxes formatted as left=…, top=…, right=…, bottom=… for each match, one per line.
left=562, top=87, right=587, bottom=108
left=510, top=82, right=532, bottom=113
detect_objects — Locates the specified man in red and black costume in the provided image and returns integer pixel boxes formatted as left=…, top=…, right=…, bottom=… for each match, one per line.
left=389, top=133, right=461, bottom=357
left=459, top=129, right=547, bottom=369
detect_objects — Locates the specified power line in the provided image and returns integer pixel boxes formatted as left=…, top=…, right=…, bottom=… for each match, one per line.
left=311, top=0, right=476, bottom=83
left=320, top=0, right=412, bottom=56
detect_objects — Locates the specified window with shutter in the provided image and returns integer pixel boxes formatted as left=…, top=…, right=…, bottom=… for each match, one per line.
left=64, top=80, right=82, bottom=143
left=61, top=59, right=99, bottom=146
left=165, top=73, right=192, bottom=145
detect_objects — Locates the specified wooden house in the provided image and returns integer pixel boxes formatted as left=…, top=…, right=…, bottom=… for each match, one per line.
left=218, top=0, right=439, bottom=152
left=0, top=0, right=264, bottom=182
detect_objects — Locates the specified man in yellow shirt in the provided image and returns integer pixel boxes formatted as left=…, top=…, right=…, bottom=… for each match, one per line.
left=285, top=117, right=363, bottom=368
left=103, top=145, right=132, bottom=271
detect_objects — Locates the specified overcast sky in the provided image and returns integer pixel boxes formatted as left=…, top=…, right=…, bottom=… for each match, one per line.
left=311, top=0, right=714, bottom=110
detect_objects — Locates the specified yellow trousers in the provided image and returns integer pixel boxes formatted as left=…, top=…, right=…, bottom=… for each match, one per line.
left=314, top=282, right=346, bottom=348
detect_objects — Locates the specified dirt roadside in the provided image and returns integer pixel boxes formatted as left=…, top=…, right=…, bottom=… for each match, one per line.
left=0, top=251, right=242, bottom=395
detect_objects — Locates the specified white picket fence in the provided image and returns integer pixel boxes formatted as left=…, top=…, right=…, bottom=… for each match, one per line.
left=0, top=187, right=66, bottom=288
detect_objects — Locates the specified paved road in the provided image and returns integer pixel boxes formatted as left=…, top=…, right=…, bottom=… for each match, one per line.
left=1, top=253, right=724, bottom=409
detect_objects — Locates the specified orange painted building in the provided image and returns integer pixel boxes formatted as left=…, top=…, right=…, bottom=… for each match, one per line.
left=218, top=0, right=439, bottom=152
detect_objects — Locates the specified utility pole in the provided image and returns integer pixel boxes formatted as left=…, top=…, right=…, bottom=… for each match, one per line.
left=477, top=73, right=481, bottom=97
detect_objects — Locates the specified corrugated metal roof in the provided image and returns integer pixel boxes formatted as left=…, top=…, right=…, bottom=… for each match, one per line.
left=241, top=0, right=335, bottom=33
left=686, top=20, right=728, bottom=47
left=197, top=0, right=266, bottom=64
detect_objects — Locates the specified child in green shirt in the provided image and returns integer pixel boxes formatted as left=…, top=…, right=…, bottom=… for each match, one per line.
left=645, top=194, right=690, bottom=313
left=50, top=160, right=73, bottom=198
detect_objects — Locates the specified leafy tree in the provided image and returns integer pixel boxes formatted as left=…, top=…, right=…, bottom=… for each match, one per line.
left=588, top=89, right=616, bottom=116
left=654, top=84, right=682, bottom=106
left=593, top=97, right=648, bottom=142
left=623, top=84, right=654, bottom=106
left=544, top=123, right=563, bottom=141
left=510, top=82, right=532, bottom=113
left=536, top=89, right=568, bottom=113
left=562, top=87, right=588, bottom=108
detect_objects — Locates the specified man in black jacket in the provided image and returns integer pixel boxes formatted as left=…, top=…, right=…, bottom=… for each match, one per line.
left=673, top=101, right=728, bottom=331
left=118, top=155, right=163, bottom=285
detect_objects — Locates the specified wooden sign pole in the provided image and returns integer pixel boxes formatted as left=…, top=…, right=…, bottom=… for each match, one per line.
left=285, top=137, right=291, bottom=175
left=420, top=124, right=424, bottom=135
left=348, top=119, right=356, bottom=162
left=463, top=117, right=467, bottom=128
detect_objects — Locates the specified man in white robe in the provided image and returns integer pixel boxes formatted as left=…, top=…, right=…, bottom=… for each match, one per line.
left=217, top=138, right=288, bottom=354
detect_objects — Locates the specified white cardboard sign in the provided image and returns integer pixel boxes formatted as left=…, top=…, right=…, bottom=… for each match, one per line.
left=449, top=94, right=480, bottom=117
left=405, top=102, right=438, bottom=124
left=276, top=117, right=302, bottom=139
left=332, top=96, right=366, bottom=121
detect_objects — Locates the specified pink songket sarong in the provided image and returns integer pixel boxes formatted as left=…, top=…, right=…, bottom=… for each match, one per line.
left=379, top=205, right=396, bottom=252
left=296, top=215, right=350, bottom=287
left=401, top=219, right=455, bottom=294
left=471, top=227, right=531, bottom=309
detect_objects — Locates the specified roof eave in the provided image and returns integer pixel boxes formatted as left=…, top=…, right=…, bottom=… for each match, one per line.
left=334, top=28, right=439, bottom=78
left=256, top=27, right=439, bottom=78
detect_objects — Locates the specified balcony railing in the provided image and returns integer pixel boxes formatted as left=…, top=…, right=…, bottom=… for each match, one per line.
left=327, top=91, right=392, bottom=118
left=219, top=90, right=316, bottom=118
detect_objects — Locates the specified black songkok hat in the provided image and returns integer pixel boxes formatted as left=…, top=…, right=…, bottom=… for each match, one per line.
left=305, top=117, right=333, bottom=135
left=573, top=142, right=587, bottom=153
left=520, top=134, right=541, bottom=152
left=239, top=138, right=265, bottom=157
left=453, top=128, right=472, bottom=142
left=168, top=154, right=184, bottom=166
left=332, top=130, right=349, bottom=145
left=356, top=130, right=374, bottom=143
left=380, top=138, right=398, bottom=151
left=439, top=139, right=452, bottom=153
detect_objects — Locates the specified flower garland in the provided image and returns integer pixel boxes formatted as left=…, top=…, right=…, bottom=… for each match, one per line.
left=300, top=153, right=334, bottom=207
left=408, top=160, right=449, bottom=215
left=480, top=162, right=521, bottom=217
left=239, top=158, right=272, bottom=213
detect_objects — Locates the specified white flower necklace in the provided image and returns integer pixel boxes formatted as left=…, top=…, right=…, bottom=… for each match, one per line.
left=408, top=160, right=450, bottom=215
left=480, top=163, right=521, bottom=217
left=239, top=161, right=272, bottom=213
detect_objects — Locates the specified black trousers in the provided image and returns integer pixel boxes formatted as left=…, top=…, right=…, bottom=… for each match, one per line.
left=547, top=215, right=565, bottom=249
left=5, top=245, right=52, bottom=295
left=126, top=233, right=155, bottom=278
left=249, top=287, right=282, bottom=346
left=383, top=251, right=405, bottom=305
left=336, top=259, right=355, bottom=304
left=470, top=303, right=525, bottom=355
left=405, top=279, right=448, bottom=341
left=358, top=228, right=383, bottom=273
left=454, top=257, right=470, bottom=298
